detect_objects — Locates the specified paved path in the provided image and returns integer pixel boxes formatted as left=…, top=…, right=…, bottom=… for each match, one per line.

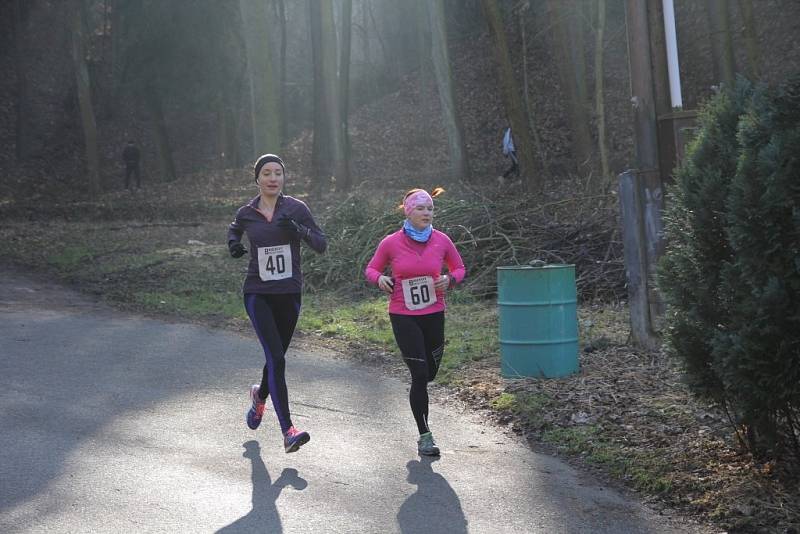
left=0, top=270, right=703, bottom=533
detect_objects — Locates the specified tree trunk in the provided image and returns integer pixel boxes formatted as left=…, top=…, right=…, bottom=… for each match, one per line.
left=518, top=3, right=546, bottom=173
left=144, top=84, right=176, bottom=182
left=548, top=0, right=593, bottom=169
left=414, top=0, right=432, bottom=105
left=361, top=0, right=373, bottom=101
left=70, top=0, right=101, bottom=197
left=647, top=0, right=671, bottom=115
left=12, top=0, right=32, bottom=161
left=321, top=0, right=343, bottom=189
left=569, top=2, right=590, bottom=125
left=382, top=0, right=415, bottom=81
left=706, top=0, right=736, bottom=87
left=216, top=98, right=229, bottom=171
left=227, top=104, right=241, bottom=169
left=107, top=0, right=122, bottom=120
left=427, top=0, right=469, bottom=181
left=366, top=0, right=390, bottom=92
left=481, top=0, right=536, bottom=186
left=216, top=84, right=242, bottom=171
left=737, top=0, right=760, bottom=80
left=275, top=0, right=288, bottom=144
left=595, top=0, right=610, bottom=190
left=338, top=0, right=353, bottom=192
left=218, top=6, right=245, bottom=170
left=240, top=0, right=280, bottom=156
left=309, top=0, right=343, bottom=190
left=310, top=0, right=330, bottom=183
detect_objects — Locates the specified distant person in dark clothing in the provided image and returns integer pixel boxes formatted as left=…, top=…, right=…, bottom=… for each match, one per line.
left=501, top=127, right=519, bottom=178
left=122, top=141, right=141, bottom=189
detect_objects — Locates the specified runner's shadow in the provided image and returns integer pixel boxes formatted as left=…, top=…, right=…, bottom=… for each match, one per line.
left=397, top=456, right=468, bottom=534
left=216, top=441, right=307, bottom=534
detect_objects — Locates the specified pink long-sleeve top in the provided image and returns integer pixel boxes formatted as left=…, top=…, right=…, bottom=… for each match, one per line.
left=365, top=228, right=466, bottom=315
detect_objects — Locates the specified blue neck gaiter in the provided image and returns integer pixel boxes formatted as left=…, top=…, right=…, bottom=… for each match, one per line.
left=403, top=219, right=433, bottom=243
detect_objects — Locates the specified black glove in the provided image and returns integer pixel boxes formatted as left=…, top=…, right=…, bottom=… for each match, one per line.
left=228, top=241, right=247, bottom=258
left=277, top=214, right=310, bottom=239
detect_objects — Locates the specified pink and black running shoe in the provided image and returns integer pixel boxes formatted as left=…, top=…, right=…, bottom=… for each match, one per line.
left=246, top=384, right=266, bottom=430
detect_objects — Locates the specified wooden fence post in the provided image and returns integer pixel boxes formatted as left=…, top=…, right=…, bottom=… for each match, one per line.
left=619, top=170, right=661, bottom=350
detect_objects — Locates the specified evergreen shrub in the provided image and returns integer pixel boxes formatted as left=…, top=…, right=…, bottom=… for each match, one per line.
left=659, top=77, right=800, bottom=461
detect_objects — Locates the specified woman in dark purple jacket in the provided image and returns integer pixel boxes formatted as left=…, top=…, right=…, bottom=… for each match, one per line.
left=227, top=154, right=326, bottom=453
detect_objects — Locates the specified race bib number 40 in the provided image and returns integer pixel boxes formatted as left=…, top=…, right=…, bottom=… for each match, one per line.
left=258, top=244, right=292, bottom=281
left=401, top=276, right=437, bottom=311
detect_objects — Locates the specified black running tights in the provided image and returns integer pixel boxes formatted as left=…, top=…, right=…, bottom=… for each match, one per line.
left=244, top=292, right=301, bottom=433
left=389, top=311, right=445, bottom=435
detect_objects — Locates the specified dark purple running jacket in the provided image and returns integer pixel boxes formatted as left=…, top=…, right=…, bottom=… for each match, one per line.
left=227, top=194, right=327, bottom=294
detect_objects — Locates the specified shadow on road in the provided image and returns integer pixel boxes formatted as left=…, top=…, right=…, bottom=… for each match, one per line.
left=0, top=297, right=293, bottom=519
left=397, top=456, right=468, bottom=534
left=216, top=440, right=307, bottom=533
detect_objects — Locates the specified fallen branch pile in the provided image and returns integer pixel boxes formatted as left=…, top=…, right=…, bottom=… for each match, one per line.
left=304, top=189, right=626, bottom=302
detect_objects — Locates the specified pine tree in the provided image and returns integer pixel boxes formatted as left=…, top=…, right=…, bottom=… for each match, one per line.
left=660, top=76, right=800, bottom=461
left=658, top=81, right=753, bottom=403
left=716, top=77, right=800, bottom=457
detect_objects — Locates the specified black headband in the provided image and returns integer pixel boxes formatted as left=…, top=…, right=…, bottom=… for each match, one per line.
left=254, top=154, right=286, bottom=181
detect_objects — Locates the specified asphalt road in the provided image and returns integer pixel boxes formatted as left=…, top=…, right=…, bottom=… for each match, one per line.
left=0, top=270, right=704, bottom=533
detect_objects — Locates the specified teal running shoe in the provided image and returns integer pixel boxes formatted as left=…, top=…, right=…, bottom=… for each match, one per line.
left=417, top=432, right=440, bottom=456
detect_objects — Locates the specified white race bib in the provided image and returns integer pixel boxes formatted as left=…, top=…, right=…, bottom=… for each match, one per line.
left=401, top=276, right=437, bottom=311
left=257, top=244, right=292, bottom=281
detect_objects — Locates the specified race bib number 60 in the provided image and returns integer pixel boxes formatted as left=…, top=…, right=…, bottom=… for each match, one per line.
left=401, top=276, right=437, bottom=311
left=258, top=244, right=292, bottom=281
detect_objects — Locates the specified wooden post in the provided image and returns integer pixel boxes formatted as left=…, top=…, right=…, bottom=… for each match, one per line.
left=619, top=171, right=660, bottom=350
left=647, top=0, right=678, bottom=187
left=624, top=0, right=665, bottom=345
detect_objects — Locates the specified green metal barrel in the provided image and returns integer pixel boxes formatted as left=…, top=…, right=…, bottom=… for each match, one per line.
left=497, top=265, right=579, bottom=378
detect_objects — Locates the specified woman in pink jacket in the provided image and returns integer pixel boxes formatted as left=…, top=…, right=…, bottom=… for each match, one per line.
left=365, top=188, right=466, bottom=455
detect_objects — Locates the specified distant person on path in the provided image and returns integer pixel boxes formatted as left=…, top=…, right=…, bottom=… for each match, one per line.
left=365, top=188, right=466, bottom=456
left=501, top=127, right=519, bottom=178
left=227, top=153, right=327, bottom=453
left=122, top=140, right=141, bottom=189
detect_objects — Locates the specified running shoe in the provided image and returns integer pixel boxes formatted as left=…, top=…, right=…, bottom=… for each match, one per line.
left=417, top=432, right=440, bottom=456
left=246, top=384, right=266, bottom=430
left=283, top=426, right=310, bottom=453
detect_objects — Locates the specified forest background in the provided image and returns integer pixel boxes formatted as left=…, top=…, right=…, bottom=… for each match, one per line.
left=1, top=1, right=799, bottom=532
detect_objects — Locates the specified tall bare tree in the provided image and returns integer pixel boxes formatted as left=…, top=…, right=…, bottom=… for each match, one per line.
left=70, top=0, right=101, bottom=196
left=548, top=0, right=593, bottom=170
left=482, top=0, right=537, bottom=187
left=12, top=0, right=32, bottom=161
left=414, top=0, right=432, bottom=105
left=107, top=0, right=123, bottom=119
left=309, top=0, right=343, bottom=189
left=594, top=0, right=611, bottom=188
left=517, top=1, right=546, bottom=173
left=273, top=0, right=288, bottom=144
left=706, top=0, right=736, bottom=87
left=360, top=0, right=374, bottom=101
left=143, top=83, right=176, bottom=182
left=240, top=0, right=281, bottom=156
left=339, top=0, right=353, bottom=191
left=216, top=4, right=247, bottom=169
left=737, top=0, right=760, bottom=79
left=427, top=0, right=469, bottom=180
